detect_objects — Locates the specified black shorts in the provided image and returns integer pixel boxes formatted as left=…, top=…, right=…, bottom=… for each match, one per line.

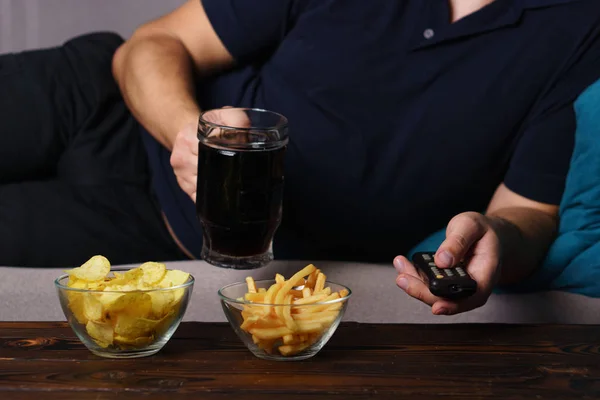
left=0, top=32, right=188, bottom=267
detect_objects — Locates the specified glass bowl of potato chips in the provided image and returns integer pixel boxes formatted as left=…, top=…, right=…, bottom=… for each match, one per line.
left=55, top=255, right=194, bottom=358
left=219, top=264, right=351, bottom=361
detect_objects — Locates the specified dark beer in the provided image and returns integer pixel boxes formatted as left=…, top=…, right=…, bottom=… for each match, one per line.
left=196, top=138, right=286, bottom=258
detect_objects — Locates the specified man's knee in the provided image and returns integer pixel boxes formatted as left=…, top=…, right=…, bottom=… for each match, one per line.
left=61, top=32, right=124, bottom=83
left=63, top=32, right=125, bottom=55
left=59, top=32, right=126, bottom=106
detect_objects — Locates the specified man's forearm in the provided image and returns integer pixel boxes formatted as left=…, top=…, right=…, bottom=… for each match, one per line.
left=112, top=35, right=200, bottom=150
left=487, top=207, right=558, bottom=285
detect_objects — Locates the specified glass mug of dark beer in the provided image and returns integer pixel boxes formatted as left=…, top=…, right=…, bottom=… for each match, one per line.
left=196, top=108, right=289, bottom=269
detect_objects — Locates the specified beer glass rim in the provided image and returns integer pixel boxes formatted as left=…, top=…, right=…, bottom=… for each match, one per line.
left=199, top=108, right=289, bottom=132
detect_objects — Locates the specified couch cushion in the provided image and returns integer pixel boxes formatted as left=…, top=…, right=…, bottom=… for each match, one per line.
left=411, top=78, right=600, bottom=297
left=535, top=78, right=600, bottom=296
left=2, top=260, right=599, bottom=324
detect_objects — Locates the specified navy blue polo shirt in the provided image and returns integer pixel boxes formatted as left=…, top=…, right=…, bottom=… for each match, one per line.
left=141, top=0, right=600, bottom=262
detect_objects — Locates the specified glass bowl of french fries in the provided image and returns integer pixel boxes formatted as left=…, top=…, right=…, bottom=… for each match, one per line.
left=219, top=264, right=351, bottom=361
left=55, top=255, right=194, bottom=359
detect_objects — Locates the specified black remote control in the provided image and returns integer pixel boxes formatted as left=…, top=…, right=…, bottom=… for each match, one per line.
left=411, top=252, right=477, bottom=300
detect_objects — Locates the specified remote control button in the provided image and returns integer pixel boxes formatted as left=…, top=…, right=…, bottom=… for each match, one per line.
left=428, top=261, right=436, bottom=267
left=422, top=254, right=432, bottom=261
left=456, top=267, right=466, bottom=276
left=436, top=275, right=444, bottom=279
left=444, top=269, right=454, bottom=277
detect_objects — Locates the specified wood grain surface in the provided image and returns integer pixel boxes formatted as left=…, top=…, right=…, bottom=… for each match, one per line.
left=1, top=322, right=599, bottom=399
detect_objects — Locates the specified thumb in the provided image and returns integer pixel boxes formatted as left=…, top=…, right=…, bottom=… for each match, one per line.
left=436, top=212, right=487, bottom=268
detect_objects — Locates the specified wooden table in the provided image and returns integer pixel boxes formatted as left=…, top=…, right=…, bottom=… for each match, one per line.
left=1, top=322, right=599, bottom=399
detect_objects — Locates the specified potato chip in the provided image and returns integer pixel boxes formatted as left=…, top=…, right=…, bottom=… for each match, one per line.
left=67, top=293, right=87, bottom=325
left=65, top=255, right=110, bottom=282
left=105, top=292, right=152, bottom=319
left=149, top=291, right=175, bottom=318
left=158, top=270, right=190, bottom=288
left=139, top=262, right=167, bottom=285
left=114, top=314, right=161, bottom=338
left=64, top=255, right=190, bottom=352
left=67, top=276, right=88, bottom=290
left=114, top=335, right=154, bottom=347
left=109, top=268, right=143, bottom=287
left=82, top=294, right=104, bottom=321
left=86, top=320, right=114, bottom=348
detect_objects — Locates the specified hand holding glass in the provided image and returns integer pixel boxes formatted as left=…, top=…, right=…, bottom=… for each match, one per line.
left=196, top=108, right=288, bottom=269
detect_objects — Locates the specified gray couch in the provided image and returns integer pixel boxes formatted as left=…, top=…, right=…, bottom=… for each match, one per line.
left=1, top=0, right=599, bottom=324
left=0, top=0, right=186, bottom=53
left=2, top=260, right=599, bottom=323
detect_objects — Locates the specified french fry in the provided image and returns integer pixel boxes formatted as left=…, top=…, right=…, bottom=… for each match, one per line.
left=322, top=302, right=343, bottom=312
left=292, top=293, right=329, bottom=305
left=252, top=316, right=285, bottom=329
left=244, top=292, right=266, bottom=302
left=279, top=342, right=311, bottom=356
left=282, top=334, right=307, bottom=345
left=246, top=277, right=257, bottom=293
left=239, top=264, right=348, bottom=357
left=314, top=272, right=326, bottom=293
left=282, top=294, right=297, bottom=331
left=255, top=337, right=276, bottom=354
left=288, top=289, right=304, bottom=298
left=295, top=321, right=325, bottom=334
left=274, top=264, right=317, bottom=304
left=297, top=293, right=341, bottom=314
left=262, top=282, right=282, bottom=317
left=250, top=326, right=294, bottom=340
left=305, top=269, right=319, bottom=290
left=292, top=310, right=339, bottom=322
left=292, top=276, right=306, bottom=287
left=240, top=315, right=260, bottom=331
left=273, top=264, right=317, bottom=321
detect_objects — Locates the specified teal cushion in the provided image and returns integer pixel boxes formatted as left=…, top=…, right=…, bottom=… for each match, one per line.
left=409, top=78, right=600, bottom=297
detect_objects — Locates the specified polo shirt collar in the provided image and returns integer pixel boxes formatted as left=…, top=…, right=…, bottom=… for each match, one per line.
left=412, top=0, right=585, bottom=51
left=412, top=1, right=518, bottom=50
left=521, top=0, right=585, bottom=9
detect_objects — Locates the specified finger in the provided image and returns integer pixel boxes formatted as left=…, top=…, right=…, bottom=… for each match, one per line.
left=434, top=232, right=500, bottom=315
left=206, top=107, right=252, bottom=128
left=181, top=127, right=200, bottom=155
left=180, top=175, right=198, bottom=189
left=396, top=273, right=439, bottom=307
left=176, top=177, right=197, bottom=200
left=394, top=256, right=425, bottom=281
left=170, top=150, right=198, bottom=173
left=436, top=212, right=488, bottom=268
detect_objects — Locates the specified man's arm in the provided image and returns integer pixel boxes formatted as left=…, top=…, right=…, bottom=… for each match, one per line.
left=394, top=183, right=559, bottom=315
left=435, top=184, right=559, bottom=285
left=483, top=183, right=558, bottom=284
left=112, top=0, right=234, bottom=150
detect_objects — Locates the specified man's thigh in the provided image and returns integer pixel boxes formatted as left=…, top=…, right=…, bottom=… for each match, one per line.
left=0, top=180, right=186, bottom=267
